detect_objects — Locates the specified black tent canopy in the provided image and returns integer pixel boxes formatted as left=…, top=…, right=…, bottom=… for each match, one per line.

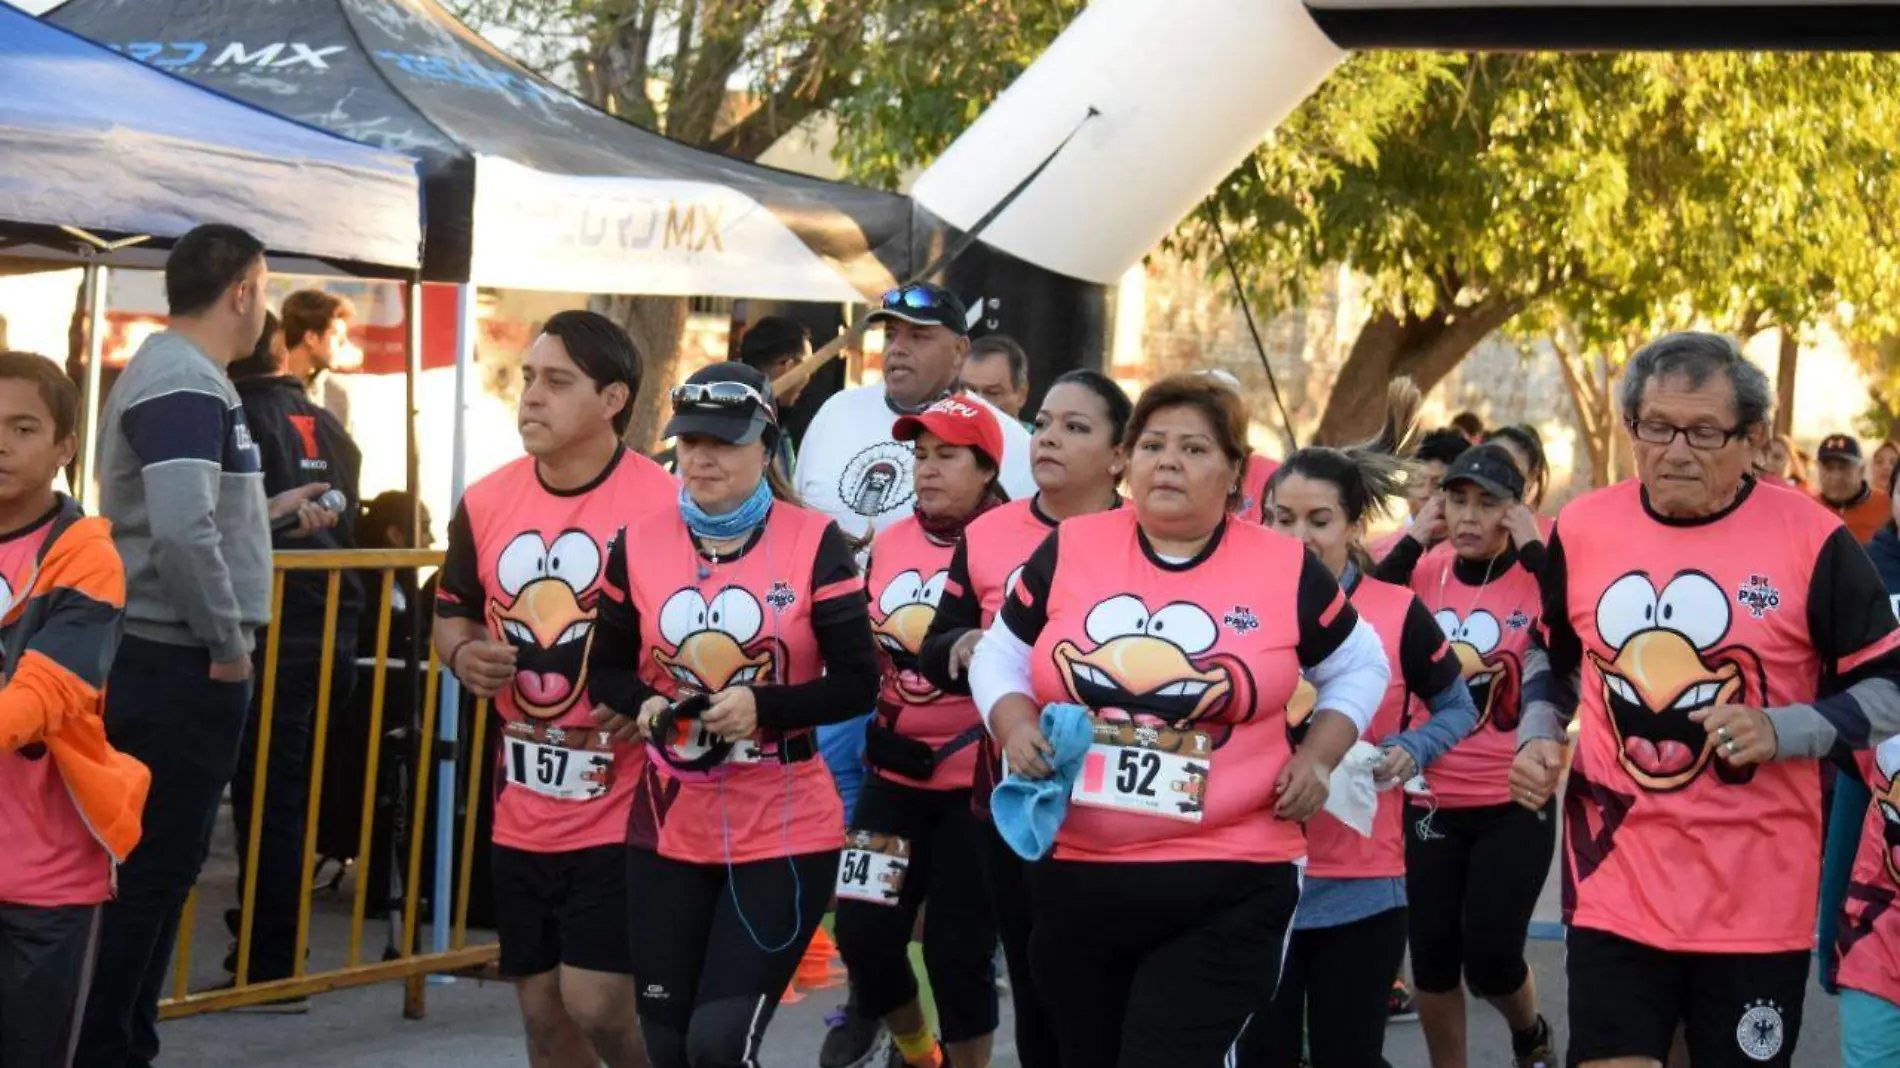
left=49, top=0, right=915, bottom=301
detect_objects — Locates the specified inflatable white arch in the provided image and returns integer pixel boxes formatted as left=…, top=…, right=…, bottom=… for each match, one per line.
left=913, top=0, right=1896, bottom=286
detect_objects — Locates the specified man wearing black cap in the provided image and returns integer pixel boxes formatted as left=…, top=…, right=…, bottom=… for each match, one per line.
left=1813, top=433, right=1891, bottom=544
left=794, top=284, right=1034, bottom=543
left=433, top=310, right=670, bottom=1068
left=794, top=284, right=1035, bottom=1068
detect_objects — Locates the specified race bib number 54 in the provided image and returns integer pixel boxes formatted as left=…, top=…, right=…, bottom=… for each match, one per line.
left=836, top=830, right=909, bottom=906
left=1071, top=720, right=1211, bottom=823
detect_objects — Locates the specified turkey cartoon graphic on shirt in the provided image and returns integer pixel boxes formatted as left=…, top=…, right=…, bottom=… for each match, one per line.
left=1589, top=570, right=1767, bottom=792
left=1054, top=595, right=1257, bottom=748
left=1871, top=741, right=1900, bottom=885
left=872, top=569, right=948, bottom=702
left=488, top=530, right=603, bottom=720
left=652, top=586, right=783, bottom=695
left=1432, top=609, right=1523, bottom=732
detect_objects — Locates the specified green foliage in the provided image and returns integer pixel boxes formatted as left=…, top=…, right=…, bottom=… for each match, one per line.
left=1190, top=51, right=1900, bottom=360
left=826, top=1, right=1086, bottom=188
left=444, top=0, right=1085, bottom=171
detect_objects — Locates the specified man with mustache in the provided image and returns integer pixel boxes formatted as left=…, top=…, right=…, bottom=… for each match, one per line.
left=435, top=311, right=671, bottom=1068
left=1511, top=332, right=1900, bottom=1068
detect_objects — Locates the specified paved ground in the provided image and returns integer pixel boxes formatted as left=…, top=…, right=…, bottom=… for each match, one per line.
left=153, top=798, right=1842, bottom=1067
left=153, top=934, right=1844, bottom=1067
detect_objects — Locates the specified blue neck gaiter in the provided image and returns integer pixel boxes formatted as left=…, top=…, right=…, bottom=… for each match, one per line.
left=680, top=477, right=772, bottom=540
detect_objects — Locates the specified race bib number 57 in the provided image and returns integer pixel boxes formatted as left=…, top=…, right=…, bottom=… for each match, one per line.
left=836, top=830, right=909, bottom=906
left=502, top=724, right=614, bottom=801
left=1071, top=720, right=1211, bottom=823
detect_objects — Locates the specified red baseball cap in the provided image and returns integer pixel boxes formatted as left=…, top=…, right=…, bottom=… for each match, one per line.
left=892, top=395, right=1005, bottom=468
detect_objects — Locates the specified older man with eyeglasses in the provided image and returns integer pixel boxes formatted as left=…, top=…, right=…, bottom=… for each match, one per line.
left=1509, top=332, right=1900, bottom=1068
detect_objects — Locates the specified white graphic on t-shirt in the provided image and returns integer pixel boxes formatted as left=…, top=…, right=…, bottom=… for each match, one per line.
left=837, top=441, right=915, bottom=519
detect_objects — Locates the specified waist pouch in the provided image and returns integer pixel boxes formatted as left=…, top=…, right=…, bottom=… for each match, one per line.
left=865, top=719, right=985, bottom=781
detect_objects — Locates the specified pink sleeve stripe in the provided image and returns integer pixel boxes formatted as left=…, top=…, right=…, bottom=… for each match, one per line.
left=1839, top=628, right=1900, bottom=676
left=1318, top=589, right=1347, bottom=629
left=815, top=576, right=865, bottom=602
left=944, top=578, right=966, bottom=600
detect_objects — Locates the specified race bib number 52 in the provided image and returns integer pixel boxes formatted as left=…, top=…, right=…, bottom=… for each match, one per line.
left=836, top=830, right=909, bottom=906
left=1071, top=720, right=1211, bottom=823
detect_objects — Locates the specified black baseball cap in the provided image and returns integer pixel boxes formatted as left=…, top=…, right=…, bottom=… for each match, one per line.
left=1440, top=443, right=1525, bottom=501
left=865, top=282, right=970, bottom=336
left=1819, top=434, right=1862, bottom=462
left=663, top=363, right=778, bottom=446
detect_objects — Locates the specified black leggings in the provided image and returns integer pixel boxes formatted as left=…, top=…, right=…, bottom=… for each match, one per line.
left=975, top=817, right=1060, bottom=1068
left=1404, top=799, right=1556, bottom=996
left=1240, top=906, right=1408, bottom=1068
left=833, top=776, right=999, bottom=1043
left=1028, top=858, right=1302, bottom=1068
left=625, top=847, right=837, bottom=1068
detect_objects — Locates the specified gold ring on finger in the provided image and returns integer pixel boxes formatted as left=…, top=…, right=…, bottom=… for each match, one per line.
left=1717, top=726, right=1732, bottom=744
left=1725, top=738, right=1739, bottom=755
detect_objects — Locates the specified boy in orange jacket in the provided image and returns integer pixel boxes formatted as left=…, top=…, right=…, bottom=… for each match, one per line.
left=0, top=351, right=144, bottom=1068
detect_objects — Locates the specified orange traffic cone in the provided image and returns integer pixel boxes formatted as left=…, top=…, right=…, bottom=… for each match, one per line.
left=795, top=926, right=846, bottom=990
left=781, top=978, right=805, bottom=1005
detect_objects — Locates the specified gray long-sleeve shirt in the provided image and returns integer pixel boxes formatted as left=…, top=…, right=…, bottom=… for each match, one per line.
left=98, top=331, right=271, bottom=662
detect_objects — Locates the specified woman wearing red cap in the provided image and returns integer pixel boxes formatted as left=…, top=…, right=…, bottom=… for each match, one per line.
left=916, top=368, right=1134, bottom=1068
left=834, top=396, right=1009, bottom=1068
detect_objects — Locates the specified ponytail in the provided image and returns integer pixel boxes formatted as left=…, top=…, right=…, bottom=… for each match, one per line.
left=1270, top=377, right=1422, bottom=530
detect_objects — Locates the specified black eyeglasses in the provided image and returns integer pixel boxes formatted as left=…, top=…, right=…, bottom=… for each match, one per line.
left=671, top=381, right=776, bottom=420
left=881, top=285, right=945, bottom=311
left=1627, top=418, right=1745, bottom=451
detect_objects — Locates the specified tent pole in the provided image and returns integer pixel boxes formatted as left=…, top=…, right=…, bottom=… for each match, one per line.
left=78, top=260, right=107, bottom=508
left=431, top=283, right=476, bottom=963
left=406, top=280, right=423, bottom=544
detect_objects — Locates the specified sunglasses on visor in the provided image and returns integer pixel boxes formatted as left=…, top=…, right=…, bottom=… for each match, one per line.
left=670, top=380, right=776, bottom=419
left=881, top=285, right=949, bottom=311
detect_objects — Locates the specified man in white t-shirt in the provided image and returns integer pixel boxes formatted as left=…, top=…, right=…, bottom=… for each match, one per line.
left=796, top=282, right=1034, bottom=1068
left=796, top=284, right=1034, bottom=542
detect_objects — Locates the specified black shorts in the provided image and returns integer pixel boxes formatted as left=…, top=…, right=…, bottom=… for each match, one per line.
left=491, top=844, right=633, bottom=978
left=1567, top=925, right=1810, bottom=1067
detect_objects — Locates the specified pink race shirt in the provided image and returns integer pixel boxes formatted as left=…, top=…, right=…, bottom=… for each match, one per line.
left=1411, top=546, right=1541, bottom=809
left=0, top=517, right=107, bottom=906
left=437, top=449, right=674, bottom=854
left=616, top=502, right=856, bottom=864
left=1237, top=455, right=1281, bottom=524
left=1838, top=739, right=1900, bottom=1008
left=957, top=499, right=1060, bottom=810
left=1303, top=576, right=1418, bottom=879
left=1002, top=509, right=1362, bottom=864
left=867, top=517, right=983, bottom=790
left=1553, top=479, right=1892, bottom=952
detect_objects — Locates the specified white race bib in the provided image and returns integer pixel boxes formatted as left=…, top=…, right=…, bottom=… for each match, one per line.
left=666, top=720, right=765, bottom=765
left=836, top=831, right=910, bottom=906
left=503, top=737, right=613, bottom=800
left=1070, top=721, right=1211, bottom=824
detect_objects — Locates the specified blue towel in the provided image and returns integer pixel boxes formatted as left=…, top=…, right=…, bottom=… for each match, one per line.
left=991, top=703, right=1095, bottom=861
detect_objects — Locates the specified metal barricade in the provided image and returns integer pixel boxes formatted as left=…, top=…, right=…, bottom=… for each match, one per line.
left=159, top=549, right=498, bottom=1020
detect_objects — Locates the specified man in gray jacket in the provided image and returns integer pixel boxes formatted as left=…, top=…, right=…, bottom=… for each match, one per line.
left=77, top=225, right=334, bottom=1068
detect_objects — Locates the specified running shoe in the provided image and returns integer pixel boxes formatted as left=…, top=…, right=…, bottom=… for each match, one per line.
left=1386, top=979, right=1418, bottom=1023
left=820, top=995, right=887, bottom=1068
left=882, top=1040, right=944, bottom=1068
left=1512, top=1015, right=1556, bottom=1068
